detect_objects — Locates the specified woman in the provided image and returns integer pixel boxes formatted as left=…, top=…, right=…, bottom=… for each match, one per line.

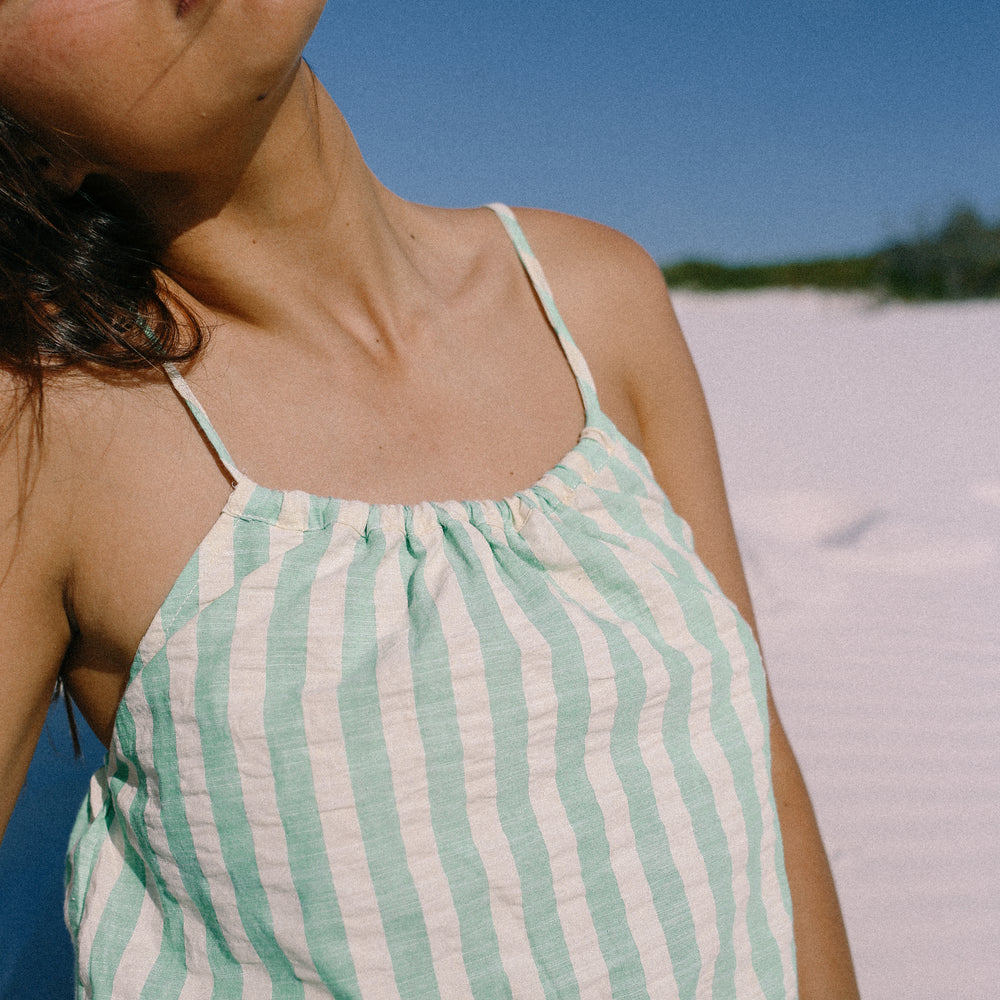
left=1, top=2, right=857, bottom=996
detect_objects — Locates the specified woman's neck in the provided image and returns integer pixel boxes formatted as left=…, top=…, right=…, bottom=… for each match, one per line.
left=138, top=64, right=426, bottom=345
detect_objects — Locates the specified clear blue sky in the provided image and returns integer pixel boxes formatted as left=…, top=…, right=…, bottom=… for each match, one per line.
left=305, top=0, right=999, bottom=264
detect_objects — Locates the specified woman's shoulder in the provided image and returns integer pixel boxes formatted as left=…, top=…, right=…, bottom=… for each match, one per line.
left=507, top=207, right=694, bottom=447
left=0, top=371, right=131, bottom=596
left=508, top=207, right=670, bottom=309
left=0, top=368, right=222, bottom=630
left=1, top=371, right=90, bottom=544
left=1, top=366, right=235, bottom=741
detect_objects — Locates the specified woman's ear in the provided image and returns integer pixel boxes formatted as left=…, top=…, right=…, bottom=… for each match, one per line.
left=33, top=151, right=91, bottom=195
left=12, top=123, right=92, bottom=196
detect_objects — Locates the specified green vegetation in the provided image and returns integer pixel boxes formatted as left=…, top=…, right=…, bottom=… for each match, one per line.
left=662, top=207, right=1000, bottom=300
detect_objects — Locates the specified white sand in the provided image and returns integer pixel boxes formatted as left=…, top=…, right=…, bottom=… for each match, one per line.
left=673, top=289, right=1000, bottom=1000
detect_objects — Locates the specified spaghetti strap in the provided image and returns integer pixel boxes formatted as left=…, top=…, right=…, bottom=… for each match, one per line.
left=162, top=362, right=242, bottom=484
left=485, top=203, right=601, bottom=421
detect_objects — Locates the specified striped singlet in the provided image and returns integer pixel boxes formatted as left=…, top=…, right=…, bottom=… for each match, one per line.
left=65, top=205, right=796, bottom=999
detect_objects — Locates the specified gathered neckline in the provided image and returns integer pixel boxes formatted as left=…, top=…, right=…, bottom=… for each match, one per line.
left=218, top=421, right=634, bottom=535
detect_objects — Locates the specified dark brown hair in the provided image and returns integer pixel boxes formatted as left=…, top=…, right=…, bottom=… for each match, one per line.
left=0, top=103, right=204, bottom=436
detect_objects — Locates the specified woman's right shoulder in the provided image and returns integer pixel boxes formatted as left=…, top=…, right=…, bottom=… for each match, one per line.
left=0, top=372, right=90, bottom=842
left=1, top=371, right=83, bottom=578
left=1, top=368, right=188, bottom=605
left=1, top=370, right=122, bottom=640
left=0, top=369, right=149, bottom=651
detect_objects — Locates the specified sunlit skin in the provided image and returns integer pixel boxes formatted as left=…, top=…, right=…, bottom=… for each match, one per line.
left=0, top=3, right=858, bottom=995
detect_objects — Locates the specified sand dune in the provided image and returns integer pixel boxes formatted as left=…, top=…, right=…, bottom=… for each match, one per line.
left=675, top=289, right=1000, bottom=1000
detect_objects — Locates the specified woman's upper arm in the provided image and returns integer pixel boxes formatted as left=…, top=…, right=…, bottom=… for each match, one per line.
left=0, top=394, right=75, bottom=844
left=613, top=247, right=759, bottom=631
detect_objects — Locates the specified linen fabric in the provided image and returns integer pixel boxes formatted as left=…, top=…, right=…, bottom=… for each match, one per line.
left=65, top=204, right=796, bottom=998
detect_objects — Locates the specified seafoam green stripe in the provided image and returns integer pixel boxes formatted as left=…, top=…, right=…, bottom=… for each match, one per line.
left=234, top=488, right=284, bottom=573
left=65, top=773, right=108, bottom=948
left=442, top=518, right=578, bottom=999
left=140, top=680, right=244, bottom=994
left=190, top=515, right=298, bottom=990
left=698, top=601, right=785, bottom=996
left=683, top=524, right=794, bottom=993
left=566, top=471, right=756, bottom=990
left=156, top=545, right=209, bottom=642
left=339, top=518, right=440, bottom=998
left=78, top=704, right=144, bottom=994
left=120, top=746, right=186, bottom=1000
left=83, top=812, right=160, bottom=996
left=502, top=526, right=645, bottom=998
left=599, top=441, right=697, bottom=553
left=691, top=601, right=755, bottom=994
left=585, top=476, right=780, bottom=993
left=600, top=620, right=702, bottom=993
left=510, top=504, right=702, bottom=994
left=264, top=525, right=360, bottom=993
left=735, top=613, right=797, bottom=988
left=622, top=514, right=782, bottom=998
left=525, top=498, right=738, bottom=993
left=107, top=550, right=236, bottom=999
left=403, top=515, right=511, bottom=999
left=137, top=686, right=240, bottom=994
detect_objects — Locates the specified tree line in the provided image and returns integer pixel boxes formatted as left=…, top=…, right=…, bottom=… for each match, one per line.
left=662, top=207, right=1000, bottom=300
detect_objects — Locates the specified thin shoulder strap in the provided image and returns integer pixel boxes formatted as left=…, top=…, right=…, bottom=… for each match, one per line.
left=485, top=203, right=601, bottom=420
left=163, top=362, right=243, bottom=484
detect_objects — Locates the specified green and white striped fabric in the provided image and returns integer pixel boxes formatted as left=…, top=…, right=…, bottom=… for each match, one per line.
left=66, top=204, right=796, bottom=998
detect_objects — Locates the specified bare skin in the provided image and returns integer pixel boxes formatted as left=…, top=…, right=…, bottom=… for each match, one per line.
left=0, top=3, right=857, bottom=994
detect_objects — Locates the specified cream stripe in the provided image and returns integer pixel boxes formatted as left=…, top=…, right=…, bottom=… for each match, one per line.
left=303, top=536, right=398, bottom=997
left=583, top=473, right=794, bottom=984
left=174, top=917, right=211, bottom=1000
left=636, top=678, right=722, bottom=995
left=705, top=594, right=779, bottom=998
left=128, top=632, right=204, bottom=963
left=594, top=463, right=701, bottom=568
left=110, top=876, right=166, bottom=997
left=629, top=612, right=724, bottom=993
left=572, top=480, right=762, bottom=896
left=111, top=616, right=168, bottom=990
left=676, top=602, right=757, bottom=992
left=73, top=775, right=128, bottom=995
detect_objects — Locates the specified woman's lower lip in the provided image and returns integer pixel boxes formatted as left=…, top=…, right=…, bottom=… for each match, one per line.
left=176, top=0, right=199, bottom=17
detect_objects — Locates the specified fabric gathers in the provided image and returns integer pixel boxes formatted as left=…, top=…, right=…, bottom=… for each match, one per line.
left=65, top=204, right=796, bottom=999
